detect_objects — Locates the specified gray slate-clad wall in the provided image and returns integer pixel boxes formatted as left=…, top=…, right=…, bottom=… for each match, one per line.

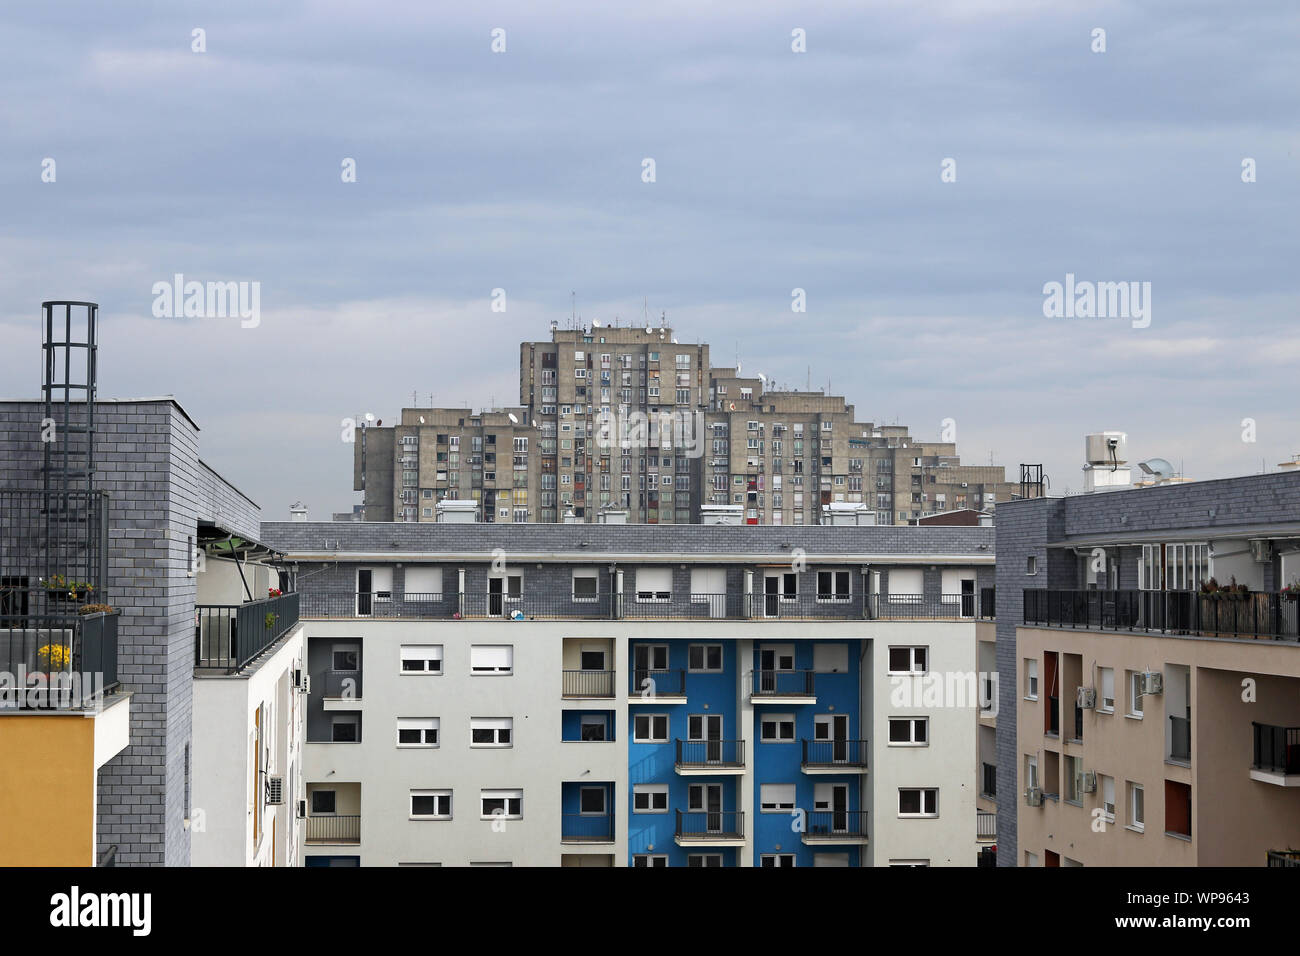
left=0, top=399, right=261, bottom=866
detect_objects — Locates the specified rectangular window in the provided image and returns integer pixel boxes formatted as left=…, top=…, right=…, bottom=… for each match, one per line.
left=633, top=713, right=670, bottom=742
left=888, top=646, right=928, bottom=674
left=760, top=784, right=796, bottom=812
left=888, top=568, right=923, bottom=602
left=572, top=568, right=600, bottom=602
left=400, top=645, right=443, bottom=675
left=579, top=787, right=606, bottom=815
left=471, top=645, right=513, bottom=675
left=817, top=570, right=851, bottom=601
left=579, top=714, right=608, bottom=741
left=1127, top=670, right=1143, bottom=717
left=898, top=788, right=939, bottom=817
left=888, top=717, right=928, bottom=745
left=396, top=718, right=439, bottom=748
left=1100, top=775, right=1116, bottom=821
left=405, top=566, right=443, bottom=596
left=310, top=790, right=336, bottom=814
left=761, top=854, right=797, bottom=867
left=760, top=713, right=796, bottom=742
left=331, top=714, right=359, bottom=743
left=480, top=789, right=523, bottom=820
left=1128, top=782, right=1144, bottom=830
left=1099, top=667, right=1115, bottom=712
left=470, top=717, right=513, bottom=748
left=687, top=644, right=723, bottom=672
left=633, top=785, right=669, bottom=813
left=1025, top=659, right=1038, bottom=699
left=636, top=567, right=672, bottom=602
left=687, top=854, right=723, bottom=868
left=633, top=855, right=668, bottom=867
left=410, top=790, right=451, bottom=820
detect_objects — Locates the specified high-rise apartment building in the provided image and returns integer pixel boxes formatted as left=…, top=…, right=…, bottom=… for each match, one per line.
left=355, top=321, right=1013, bottom=525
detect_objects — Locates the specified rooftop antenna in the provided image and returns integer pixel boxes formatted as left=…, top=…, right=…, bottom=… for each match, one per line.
left=571, top=291, right=576, bottom=330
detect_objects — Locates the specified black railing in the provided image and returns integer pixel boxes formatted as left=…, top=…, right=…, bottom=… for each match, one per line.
left=562, top=669, right=615, bottom=698
left=804, top=810, right=869, bottom=839
left=0, top=609, right=119, bottom=709
left=675, top=738, right=746, bottom=768
left=748, top=592, right=866, bottom=620
left=1169, top=715, right=1191, bottom=761
left=629, top=668, right=685, bottom=697
left=801, top=738, right=868, bottom=768
left=323, top=669, right=362, bottom=700
left=195, top=592, right=299, bottom=672
left=305, top=814, right=361, bottom=844
left=675, top=809, right=744, bottom=840
left=869, top=593, right=983, bottom=620
left=977, top=811, right=997, bottom=840
left=627, top=593, right=744, bottom=620
left=1253, top=722, right=1300, bottom=774
left=750, top=669, right=816, bottom=698
left=982, top=761, right=997, bottom=797
left=1267, top=850, right=1300, bottom=867
left=979, top=587, right=996, bottom=620
left=1024, top=589, right=1300, bottom=641
left=561, top=813, right=615, bottom=843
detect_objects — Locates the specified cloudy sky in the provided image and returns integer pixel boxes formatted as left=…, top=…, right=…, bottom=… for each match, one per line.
left=2, top=0, right=1296, bottom=518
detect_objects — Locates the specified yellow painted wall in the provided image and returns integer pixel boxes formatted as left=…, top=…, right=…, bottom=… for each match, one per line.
left=0, top=715, right=96, bottom=866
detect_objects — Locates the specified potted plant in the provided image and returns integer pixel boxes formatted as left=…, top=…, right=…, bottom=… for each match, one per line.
left=1281, top=580, right=1300, bottom=603
left=267, top=587, right=283, bottom=598
left=264, top=611, right=279, bottom=631
left=41, top=575, right=95, bottom=602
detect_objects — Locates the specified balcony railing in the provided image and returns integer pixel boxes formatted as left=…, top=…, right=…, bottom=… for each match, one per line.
left=1253, top=722, right=1300, bottom=774
left=562, top=669, right=615, bottom=698
left=675, top=809, right=744, bottom=840
left=296, top=589, right=992, bottom=622
left=305, top=814, right=361, bottom=845
left=323, top=669, right=362, bottom=700
left=0, top=608, right=119, bottom=709
left=195, top=592, right=300, bottom=672
left=675, top=738, right=746, bottom=769
left=1169, top=715, right=1191, bottom=761
left=801, top=738, right=869, bottom=769
left=629, top=667, right=685, bottom=697
left=1024, top=589, right=1300, bottom=642
left=561, top=813, right=615, bottom=843
left=977, top=810, right=997, bottom=840
left=804, top=810, right=869, bottom=840
left=1267, top=850, right=1300, bottom=867
left=750, top=669, right=816, bottom=698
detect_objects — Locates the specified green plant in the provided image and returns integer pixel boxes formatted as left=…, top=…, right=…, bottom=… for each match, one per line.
left=78, top=603, right=114, bottom=615
left=264, top=611, right=279, bottom=630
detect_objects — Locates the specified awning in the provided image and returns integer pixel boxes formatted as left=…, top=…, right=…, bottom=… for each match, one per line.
left=197, top=522, right=284, bottom=564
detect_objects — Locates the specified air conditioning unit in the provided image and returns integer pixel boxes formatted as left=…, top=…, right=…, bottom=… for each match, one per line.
left=293, top=668, right=303, bottom=689
left=265, top=775, right=285, bottom=806
left=1140, top=671, right=1164, bottom=695
left=1025, top=787, right=1044, bottom=807
left=300, top=675, right=311, bottom=695
left=1076, top=687, right=1097, bottom=710
left=1078, top=770, right=1097, bottom=793
left=296, top=799, right=307, bottom=820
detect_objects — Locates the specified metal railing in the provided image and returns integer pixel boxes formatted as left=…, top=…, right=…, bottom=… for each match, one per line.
left=750, top=669, right=816, bottom=698
left=870, top=593, right=983, bottom=620
left=675, top=809, right=744, bottom=840
left=195, top=592, right=299, bottom=672
left=1024, top=589, right=1300, bottom=641
left=675, top=738, right=746, bottom=768
left=1169, top=715, right=1191, bottom=761
left=804, top=810, right=869, bottom=839
left=977, top=811, right=997, bottom=840
left=801, top=738, right=868, bottom=768
left=560, top=813, right=615, bottom=843
left=1253, top=722, right=1300, bottom=774
left=0, top=608, right=119, bottom=709
left=629, top=667, right=685, bottom=697
left=562, top=669, right=615, bottom=698
left=305, top=814, right=361, bottom=844
left=1267, top=850, right=1300, bottom=867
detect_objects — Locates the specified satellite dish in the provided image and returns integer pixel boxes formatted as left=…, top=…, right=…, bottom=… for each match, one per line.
left=592, top=319, right=601, bottom=328
left=419, top=416, right=425, bottom=424
left=508, top=413, right=519, bottom=424
left=365, top=412, right=375, bottom=422
left=758, top=372, right=767, bottom=384
left=671, top=337, right=678, bottom=344
left=645, top=326, right=653, bottom=334
left=1138, top=458, right=1175, bottom=478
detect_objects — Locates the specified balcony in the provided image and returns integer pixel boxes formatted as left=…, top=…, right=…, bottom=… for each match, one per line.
left=195, top=592, right=300, bottom=672
left=674, top=810, right=745, bottom=846
left=562, top=669, right=615, bottom=699
left=1251, top=723, right=1300, bottom=785
left=0, top=604, right=119, bottom=710
left=305, top=814, right=361, bottom=845
left=560, top=814, right=615, bottom=844
left=801, top=810, right=869, bottom=845
left=800, top=738, right=869, bottom=774
left=322, top=669, right=362, bottom=706
left=675, top=738, right=746, bottom=774
left=749, top=669, right=816, bottom=703
left=978, top=810, right=997, bottom=842
left=1024, top=589, right=1300, bottom=642
left=871, top=593, right=984, bottom=620
left=628, top=668, right=686, bottom=701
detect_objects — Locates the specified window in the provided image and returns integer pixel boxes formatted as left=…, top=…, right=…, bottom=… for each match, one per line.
left=687, top=854, right=723, bottom=868
left=687, top=644, right=723, bottom=672
left=410, top=790, right=451, bottom=820
left=1026, top=555, right=1037, bottom=575
left=579, top=714, right=608, bottom=741
left=760, top=713, right=796, bottom=742
left=572, top=568, right=599, bottom=602
left=633, top=855, right=668, bottom=867
left=888, top=568, right=923, bottom=602
left=470, top=718, right=513, bottom=748
left=405, top=566, right=443, bottom=596
left=760, top=784, right=796, bottom=812
left=633, top=714, right=669, bottom=742
left=898, top=788, right=939, bottom=817
left=888, top=717, right=928, bottom=745
left=1065, top=756, right=1081, bottom=804
left=311, top=790, right=336, bottom=814
left=1128, top=782, right=1144, bottom=830
left=1099, top=667, right=1115, bottom=712
left=1100, top=774, right=1116, bottom=822
left=1127, top=670, right=1143, bottom=717
left=332, top=647, right=359, bottom=672
left=633, top=785, right=669, bottom=813
left=480, top=790, right=523, bottom=820
left=488, top=572, right=523, bottom=602
left=400, top=645, right=443, bottom=675
left=471, top=645, right=513, bottom=675
left=636, top=568, right=672, bottom=602
left=386, top=709, right=440, bottom=744
left=761, top=854, right=797, bottom=867
left=888, top=646, right=928, bottom=674
left=1025, top=755, right=1039, bottom=791
left=817, top=570, right=851, bottom=601
left=578, top=787, right=606, bottom=815
left=331, top=714, right=359, bottom=742
left=1025, top=659, right=1038, bottom=699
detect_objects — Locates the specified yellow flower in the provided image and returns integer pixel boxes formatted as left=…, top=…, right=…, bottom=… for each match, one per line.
left=37, top=644, right=70, bottom=668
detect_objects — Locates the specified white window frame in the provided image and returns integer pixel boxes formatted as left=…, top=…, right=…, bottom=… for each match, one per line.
left=898, top=787, right=939, bottom=818
left=761, top=854, right=797, bottom=867
left=633, top=784, right=669, bottom=814
left=470, top=645, right=513, bottom=676
left=760, top=713, right=796, bottom=742
left=480, top=789, right=523, bottom=821
left=887, top=645, right=928, bottom=675
left=1025, top=658, right=1038, bottom=700
left=396, top=717, right=439, bottom=749
left=1099, top=667, right=1115, bottom=713
left=816, top=570, right=852, bottom=602
left=410, top=789, right=452, bottom=820
left=633, top=713, right=670, bottom=743
left=572, top=568, right=600, bottom=603
left=1128, top=782, right=1144, bottom=831
left=887, top=716, right=929, bottom=747
left=400, top=645, right=443, bottom=675
left=635, top=567, right=672, bottom=603
left=470, top=717, right=513, bottom=748
left=1127, top=670, right=1144, bottom=718
left=687, top=643, right=724, bottom=673
left=760, top=784, right=796, bottom=813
